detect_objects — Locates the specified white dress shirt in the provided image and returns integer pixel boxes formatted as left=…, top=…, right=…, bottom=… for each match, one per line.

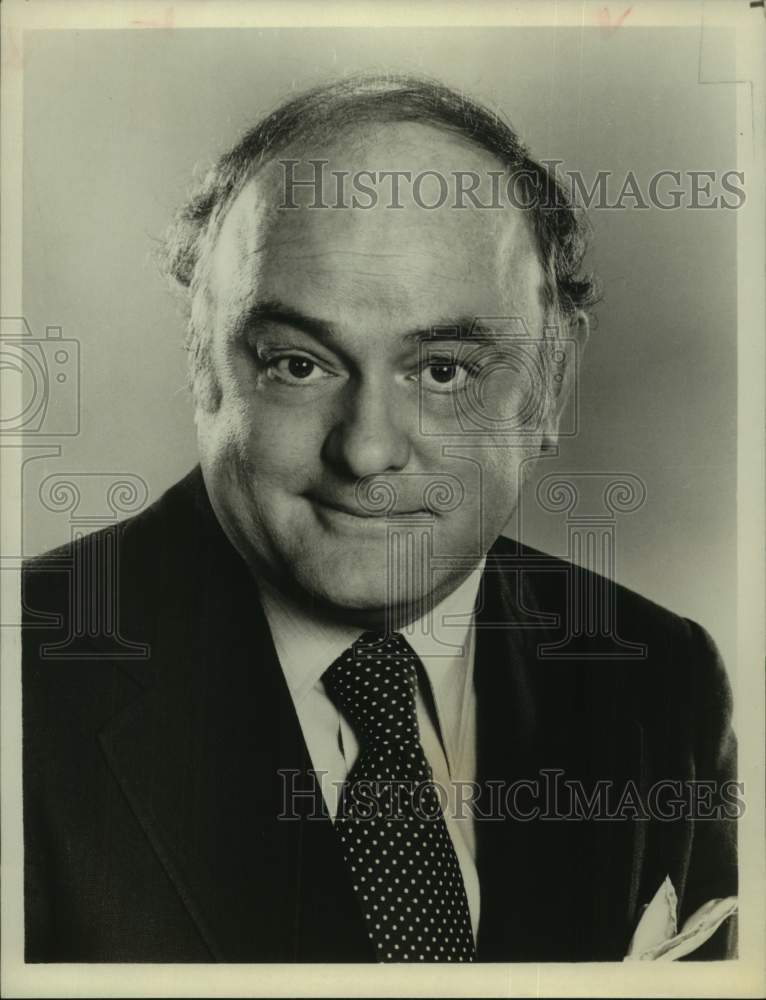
left=258, top=562, right=485, bottom=943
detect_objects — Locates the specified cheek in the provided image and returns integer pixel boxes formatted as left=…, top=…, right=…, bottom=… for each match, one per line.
left=475, top=367, right=549, bottom=431
left=475, top=446, right=539, bottom=522
left=197, top=391, right=326, bottom=491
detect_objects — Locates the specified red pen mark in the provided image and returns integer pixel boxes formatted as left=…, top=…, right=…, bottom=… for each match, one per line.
left=130, top=6, right=175, bottom=29
left=597, top=5, right=633, bottom=35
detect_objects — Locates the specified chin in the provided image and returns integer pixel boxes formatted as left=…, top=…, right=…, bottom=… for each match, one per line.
left=300, top=553, right=396, bottom=611
left=287, top=548, right=452, bottom=628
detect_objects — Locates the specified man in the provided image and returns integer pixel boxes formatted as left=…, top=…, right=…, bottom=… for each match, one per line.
left=22, top=74, right=737, bottom=963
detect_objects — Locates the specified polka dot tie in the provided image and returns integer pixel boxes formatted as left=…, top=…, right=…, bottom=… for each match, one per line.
left=323, top=631, right=476, bottom=963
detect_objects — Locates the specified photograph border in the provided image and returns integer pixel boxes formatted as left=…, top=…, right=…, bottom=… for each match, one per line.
left=2, top=2, right=763, bottom=997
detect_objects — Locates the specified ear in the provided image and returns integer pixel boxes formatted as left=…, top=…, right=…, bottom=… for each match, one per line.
left=540, top=310, right=589, bottom=454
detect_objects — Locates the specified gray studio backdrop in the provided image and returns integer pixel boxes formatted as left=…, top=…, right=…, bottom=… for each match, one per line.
left=21, top=26, right=737, bottom=676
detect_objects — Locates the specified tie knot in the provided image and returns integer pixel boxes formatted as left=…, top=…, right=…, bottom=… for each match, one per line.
left=323, top=631, right=420, bottom=745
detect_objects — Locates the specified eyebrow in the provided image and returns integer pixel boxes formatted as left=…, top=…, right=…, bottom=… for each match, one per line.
left=239, top=298, right=503, bottom=345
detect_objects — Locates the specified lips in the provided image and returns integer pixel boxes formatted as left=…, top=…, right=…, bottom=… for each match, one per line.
left=307, top=495, right=428, bottom=519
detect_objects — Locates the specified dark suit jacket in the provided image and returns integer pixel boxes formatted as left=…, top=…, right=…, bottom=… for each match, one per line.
left=22, top=467, right=738, bottom=962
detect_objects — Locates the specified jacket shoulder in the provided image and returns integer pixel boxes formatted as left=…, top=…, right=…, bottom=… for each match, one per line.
left=491, top=533, right=704, bottom=644
left=490, top=535, right=734, bottom=769
left=23, top=466, right=204, bottom=578
left=21, top=467, right=209, bottom=674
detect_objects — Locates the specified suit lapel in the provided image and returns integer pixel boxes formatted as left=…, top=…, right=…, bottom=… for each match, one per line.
left=99, top=471, right=373, bottom=962
left=473, top=542, right=647, bottom=961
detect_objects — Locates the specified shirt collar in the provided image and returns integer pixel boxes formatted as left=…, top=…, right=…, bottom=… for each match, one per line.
left=258, top=561, right=486, bottom=707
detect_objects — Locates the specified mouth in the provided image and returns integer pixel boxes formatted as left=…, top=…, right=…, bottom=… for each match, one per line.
left=307, top=495, right=430, bottom=523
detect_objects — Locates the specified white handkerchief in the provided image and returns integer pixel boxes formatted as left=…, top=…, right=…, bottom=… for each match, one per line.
left=624, top=875, right=737, bottom=961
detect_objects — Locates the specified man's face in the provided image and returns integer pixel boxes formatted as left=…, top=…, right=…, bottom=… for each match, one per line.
left=195, top=123, right=564, bottom=624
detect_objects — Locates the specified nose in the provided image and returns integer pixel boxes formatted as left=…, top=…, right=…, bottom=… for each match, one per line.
left=322, top=377, right=411, bottom=478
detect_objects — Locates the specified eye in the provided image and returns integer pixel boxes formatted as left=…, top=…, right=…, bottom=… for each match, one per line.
left=265, top=354, right=333, bottom=386
left=418, top=360, right=472, bottom=393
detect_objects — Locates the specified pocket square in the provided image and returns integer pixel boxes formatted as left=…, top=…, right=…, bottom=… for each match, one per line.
left=624, top=875, right=738, bottom=961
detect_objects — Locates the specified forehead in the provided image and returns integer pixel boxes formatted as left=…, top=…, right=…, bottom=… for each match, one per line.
left=208, top=122, right=545, bottom=333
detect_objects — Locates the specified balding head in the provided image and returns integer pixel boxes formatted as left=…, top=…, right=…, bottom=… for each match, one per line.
left=161, top=73, right=597, bottom=402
